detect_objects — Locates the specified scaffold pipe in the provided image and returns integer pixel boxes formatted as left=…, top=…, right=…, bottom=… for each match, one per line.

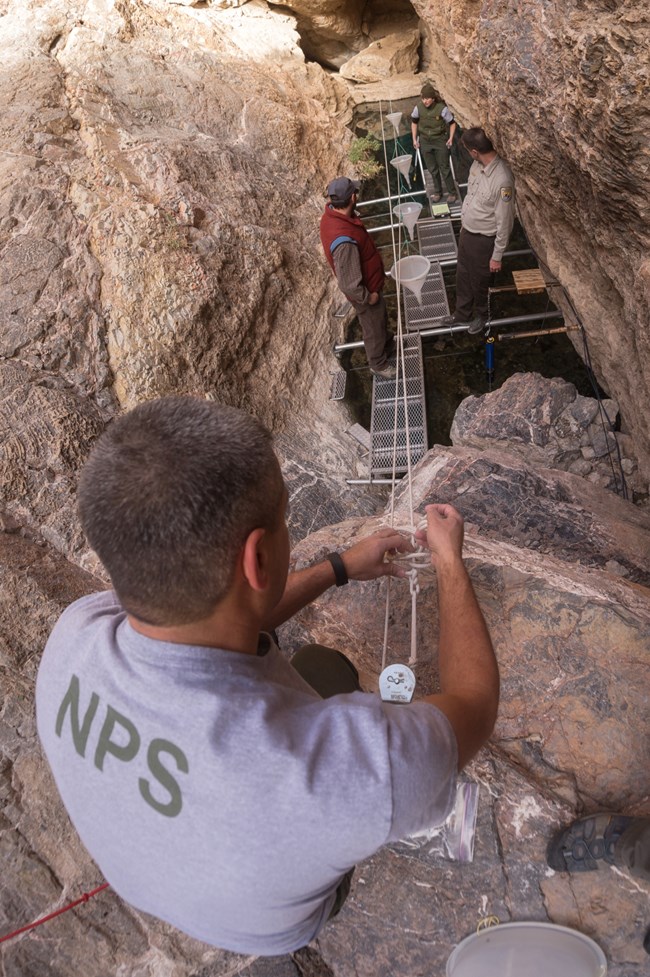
left=333, top=310, right=563, bottom=354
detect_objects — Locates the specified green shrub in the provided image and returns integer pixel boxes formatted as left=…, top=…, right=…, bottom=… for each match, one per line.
left=348, top=135, right=382, bottom=179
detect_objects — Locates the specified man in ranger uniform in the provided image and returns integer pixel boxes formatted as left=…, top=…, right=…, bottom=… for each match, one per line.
left=442, top=127, right=516, bottom=335
left=320, top=176, right=396, bottom=380
left=411, top=82, right=457, bottom=203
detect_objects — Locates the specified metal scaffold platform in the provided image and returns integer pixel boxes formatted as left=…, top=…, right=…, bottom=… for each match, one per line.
left=403, top=260, right=449, bottom=331
left=369, top=334, right=428, bottom=477
left=401, top=216, right=457, bottom=330
left=417, top=217, right=457, bottom=262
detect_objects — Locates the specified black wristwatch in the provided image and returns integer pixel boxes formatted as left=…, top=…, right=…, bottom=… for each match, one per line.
left=325, top=551, right=349, bottom=586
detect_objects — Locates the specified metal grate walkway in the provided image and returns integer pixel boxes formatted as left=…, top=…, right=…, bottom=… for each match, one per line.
left=404, top=259, right=450, bottom=331
left=417, top=217, right=457, bottom=262
left=370, top=334, right=428, bottom=477
left=329, top=370, right=347, bottom=401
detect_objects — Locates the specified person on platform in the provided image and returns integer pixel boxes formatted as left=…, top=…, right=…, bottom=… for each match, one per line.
left=442, top=127, right=515, bottom=335
left=320, top=176, right=396, bottom=380
left=411, top=82, right=458, bottom=204
left=36, top=396, right=499, bottom=956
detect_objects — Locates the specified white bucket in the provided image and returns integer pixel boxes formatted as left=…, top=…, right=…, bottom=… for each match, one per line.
left=390, top=154, right=412, bottom=187
left=389, top=255, right=430, bottom=305
left=446, top=922, right=607, bottom=977
left=393, top=202, right=422, bottom=239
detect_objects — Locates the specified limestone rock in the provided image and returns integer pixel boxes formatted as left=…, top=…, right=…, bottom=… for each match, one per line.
left=0, top=0, right=354, bottom=433
left=0, top=361, right=105, bottom=558
left=451, top=373, right=644, bottom=498
left=339, top=30, right=421, bottom=82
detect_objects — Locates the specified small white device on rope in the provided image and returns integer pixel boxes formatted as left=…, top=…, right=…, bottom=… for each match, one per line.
left=379, top=664, right=416, bottom=704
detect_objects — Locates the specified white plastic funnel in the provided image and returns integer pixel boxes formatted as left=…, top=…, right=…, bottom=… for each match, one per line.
left=386, top=111, right=402, bottom=133
left=393, top=202, right=422, bottom=239
left=390, top=154, right=412, bottom=187
left=390, top=255, right=430, bottom=305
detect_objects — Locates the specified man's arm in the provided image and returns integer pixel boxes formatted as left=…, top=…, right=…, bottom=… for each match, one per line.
left=419, top=504, right=499, bottom=769
left=491, top=178, right=515, bottom=269
left=332, top=242, right=376, bottom=306
left=262, top=528, right=412, bottom=632
left=410, top=105, right=419, bottom=147
left=441, top=106, right=456, bottom=148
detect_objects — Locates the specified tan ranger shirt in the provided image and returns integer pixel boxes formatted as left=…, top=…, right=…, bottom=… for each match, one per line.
left=461, top=155, right=515, bottom=261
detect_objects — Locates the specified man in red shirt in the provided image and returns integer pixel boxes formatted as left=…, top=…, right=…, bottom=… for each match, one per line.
left=320, top=177, right=396, bottom=380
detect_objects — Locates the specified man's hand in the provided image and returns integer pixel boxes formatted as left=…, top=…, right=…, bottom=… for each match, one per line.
left=413, top=137, right=420, bottom=149
left=416, top=503, right=464, bottom=569
left=489, top=258, right=502, bottom=273
left=341, top=528, right=414, bottom=581
left=445, top=138, right=453, bottom=149
left=368, top=291, right=379, bottom=306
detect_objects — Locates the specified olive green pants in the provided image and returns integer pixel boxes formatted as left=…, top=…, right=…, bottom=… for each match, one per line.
left=420, top=140, right=455, bottom=195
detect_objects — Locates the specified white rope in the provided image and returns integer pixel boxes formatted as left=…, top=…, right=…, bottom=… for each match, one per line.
left=408, top=568, right=420, bottom=666
left=381, top=577, right=391, bottom=672
left=378, top=102, right=424, bottom=665
left=378, top=102, right=406, bottom=529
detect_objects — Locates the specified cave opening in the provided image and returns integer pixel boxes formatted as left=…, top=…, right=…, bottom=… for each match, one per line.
left=336, top=100, right=606, bottom=451
left=271, top=0, right=421, bottom=71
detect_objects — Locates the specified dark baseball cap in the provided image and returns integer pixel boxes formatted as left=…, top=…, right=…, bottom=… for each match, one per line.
left=420, top=82, right=436, bottom=98
left=326, top=177, right=361, bottom=206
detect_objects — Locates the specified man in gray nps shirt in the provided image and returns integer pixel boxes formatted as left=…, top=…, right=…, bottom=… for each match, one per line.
left=442, top=127, right=516, bottom=335
left=320, top=177, right=397, bottom=380
left=36, top=396, right=499, bottom=956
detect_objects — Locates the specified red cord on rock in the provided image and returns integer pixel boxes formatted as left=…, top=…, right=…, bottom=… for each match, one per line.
left=0, top=883, right=110, bottom=944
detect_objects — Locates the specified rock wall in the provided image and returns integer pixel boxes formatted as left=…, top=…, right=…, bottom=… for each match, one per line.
left=266, top=0, right=420, bottom=69
left=0, top=0, right=386, bottom=545
left=0, top=0, right=355, bottom=432
left=411, top=0, right=650, bottom=482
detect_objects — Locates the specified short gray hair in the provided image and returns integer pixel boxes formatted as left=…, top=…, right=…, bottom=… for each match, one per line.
left=78, top=396, right=282, bottom=625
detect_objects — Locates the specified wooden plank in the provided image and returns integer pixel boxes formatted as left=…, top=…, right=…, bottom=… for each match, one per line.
left=512, top=268, right=546, bottom=294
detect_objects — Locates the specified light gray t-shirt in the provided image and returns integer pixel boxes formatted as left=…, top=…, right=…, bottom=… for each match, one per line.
left=36, top=591, right=457, bottom=955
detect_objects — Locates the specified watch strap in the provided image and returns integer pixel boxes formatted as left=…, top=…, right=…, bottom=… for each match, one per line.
left=326, top=551, right=349, bottom=586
